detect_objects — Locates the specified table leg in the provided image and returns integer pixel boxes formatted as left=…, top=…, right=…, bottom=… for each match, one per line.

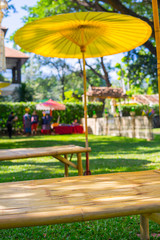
left=140, top=214, right=150, bottom=240
left=64, top=154, right=69, bottom=177
left=77, top=153, right=83, bottom=176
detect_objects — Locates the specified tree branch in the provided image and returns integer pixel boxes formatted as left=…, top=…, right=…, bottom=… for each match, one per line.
left=85, top=58, right=112, bottom=87
left=78, top=59, right=83, bottom=78
left=143, top=40, right=156, bottom=56
left=85, top=61, right=105, bottom=81
left=102, top=0, right=153, bottom=30
left=100, top=57, right=111, bottom=87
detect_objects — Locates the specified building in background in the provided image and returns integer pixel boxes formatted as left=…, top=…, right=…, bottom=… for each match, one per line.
left=1, top=26, right=29, bottom=96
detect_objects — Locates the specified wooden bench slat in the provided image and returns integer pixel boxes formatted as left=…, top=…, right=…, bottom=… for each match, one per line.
left=0, top=145, right=91, bottom=161
left=0, top=170, right=160, bottom=229
left=0, top=145, right=91, bottom=176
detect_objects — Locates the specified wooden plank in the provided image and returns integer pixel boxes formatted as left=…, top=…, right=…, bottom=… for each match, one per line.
left=54, top=155, right=78, bottom=169
left=0, top=170, right=160, bottom=229
left=140, top=215, right=150, bottom=240
left=0, top=145, right=91, bottom=161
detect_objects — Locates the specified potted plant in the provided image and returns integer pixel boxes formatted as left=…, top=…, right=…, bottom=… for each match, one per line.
left=130, top=107, right=136, bottom=116
left=93, top=110, right=97, bottom=118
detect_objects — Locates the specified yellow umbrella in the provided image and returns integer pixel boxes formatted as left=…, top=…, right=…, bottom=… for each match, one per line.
left=14, top=12, right=152, bottom=175
left=0, top=81, right=10, bottom=94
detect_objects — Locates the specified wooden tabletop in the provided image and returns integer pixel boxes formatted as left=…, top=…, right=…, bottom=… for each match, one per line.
left=0, top=170, right=160, bottom=229
left=0, top=145, right=91, bottom=161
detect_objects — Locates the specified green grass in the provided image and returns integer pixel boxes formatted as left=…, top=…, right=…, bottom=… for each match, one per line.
left=0, top=134, right=160, bottom=239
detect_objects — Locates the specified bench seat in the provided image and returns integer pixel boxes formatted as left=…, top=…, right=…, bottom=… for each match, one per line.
left=0, top=170, right=159, bottom=239
left=0, top=145, right=91, bottom=176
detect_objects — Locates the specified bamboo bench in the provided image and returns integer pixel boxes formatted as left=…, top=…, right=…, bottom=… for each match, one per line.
left=0, top=145, right=91, bottom=176
left=0, top=170, right=159, bottom=239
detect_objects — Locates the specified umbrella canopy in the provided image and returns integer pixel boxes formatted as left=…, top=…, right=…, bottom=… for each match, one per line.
left=14, top=12, right=151, bottom=59
left=36, top=99, right=66, bottom=111
left=14, top=12, right=152, bottom=174
left=0, top=82, right=10, bottom=88
left=0, top=82, right=10, bottom=94
left=36, top=103, right=51, bottom=111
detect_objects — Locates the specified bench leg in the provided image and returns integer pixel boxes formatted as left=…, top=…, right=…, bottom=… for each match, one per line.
left=64, top=154, right=69, bottom=177
left=77, top=153, right=83, bottom=176
left=140, top=214, right=150, bottom=240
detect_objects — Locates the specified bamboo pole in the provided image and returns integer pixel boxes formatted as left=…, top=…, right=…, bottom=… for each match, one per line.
left=77, top=153, right=83, bottom=176
left=81, top=48, right=91, bottom=175
left=54, top=155, right=78, bottom=169
left=152, top=0, right=160, bottom=114
left=64, top=154, right=69, bottom=177
left=140, top=215, right=150, bottom=240
left=145, top=213, right=160, bottom=224
left=81, top=50, right=89, bottom=148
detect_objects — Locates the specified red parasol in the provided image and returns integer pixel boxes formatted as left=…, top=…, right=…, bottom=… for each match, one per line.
left=36, top=99, right=66, bottom=116
left=43, top=99, right=66, bottom=110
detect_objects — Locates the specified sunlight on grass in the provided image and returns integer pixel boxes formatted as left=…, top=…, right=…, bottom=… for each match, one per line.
left=0, top=134, right=160, bottom=239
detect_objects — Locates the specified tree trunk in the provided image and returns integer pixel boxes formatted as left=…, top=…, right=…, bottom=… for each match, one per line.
left=100, top=57, right=111, bottom=87
left=61, top=76, right=65, bottom=100
left=85, top=57, right=112, bottom=87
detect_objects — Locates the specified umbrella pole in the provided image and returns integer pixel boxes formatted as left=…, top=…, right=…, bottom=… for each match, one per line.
left=152, top=0, right=160, bottom=115
left=81, top=49, right=91, bottom=175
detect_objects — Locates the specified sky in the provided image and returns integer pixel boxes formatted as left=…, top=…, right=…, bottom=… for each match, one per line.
left=2, top=0, right=37, bottom=47
left=2, top=0, right=123, bottom=84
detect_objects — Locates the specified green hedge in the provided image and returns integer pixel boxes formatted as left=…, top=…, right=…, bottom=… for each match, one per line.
left=0, top=102, right=103, bottom=131
left=120, top=104, right=159, bottom=116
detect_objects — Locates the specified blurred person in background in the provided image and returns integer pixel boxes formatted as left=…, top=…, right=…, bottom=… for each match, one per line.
left=6, top=112, right=18, bottom=138
left=31, top=110, right=39, bottom=135
left=23, top=108, right=31, bottom=136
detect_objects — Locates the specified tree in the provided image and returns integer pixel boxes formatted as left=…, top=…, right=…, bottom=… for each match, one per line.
left=85, top=58, right=112, bottom=87
left=0, top=74, right=6, bottom=82
left=30, top=76, right=62, bottom=101
left=22, top=52, right=109, bottom=101
left=12, top=83, right=34, bottom=102
left=115, top=47, right=157, bottom=94
left=34, top=57, right=72, bottom=100
left=22, top=56, right=63, bottom=101
left=4, top=0, right=16, bottom=17
left=63, top=62, right=107, bottom=100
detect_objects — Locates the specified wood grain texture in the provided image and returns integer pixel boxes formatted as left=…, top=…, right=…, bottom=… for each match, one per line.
left=0, top=145, right=91, bottom=161
left=0, top=145, right=88, bottom=176
left=77, top=153, right=83, bottom=176
left=54, top=155, right=77, bottom=169
left=146, top=213, right=160, bottom=224
left=64, top=154, right=69, bottom=177
left=0, top=170, right=159, bottom=229
left=140, top=215, right=149, bottom=240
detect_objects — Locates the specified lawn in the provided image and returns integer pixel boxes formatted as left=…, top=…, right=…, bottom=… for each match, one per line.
left=0, top=134, right=160, bottom=239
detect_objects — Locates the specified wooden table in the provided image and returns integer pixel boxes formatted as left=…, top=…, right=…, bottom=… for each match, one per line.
left=54, top=125, right=83, bottom=134
left=0, top=145, right=91, bottom=176
left=0, top=170, right=159, bottom=239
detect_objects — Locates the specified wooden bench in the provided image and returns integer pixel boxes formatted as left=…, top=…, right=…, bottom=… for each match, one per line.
left=0, top=170, right=159, bottom=239
left=0, top=145, right=91, bottom=176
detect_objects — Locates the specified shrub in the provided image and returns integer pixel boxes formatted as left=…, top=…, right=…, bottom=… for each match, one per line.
left=121, top=104, right=159, bottom=116
left=0, top=101, right=103, bottom=131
